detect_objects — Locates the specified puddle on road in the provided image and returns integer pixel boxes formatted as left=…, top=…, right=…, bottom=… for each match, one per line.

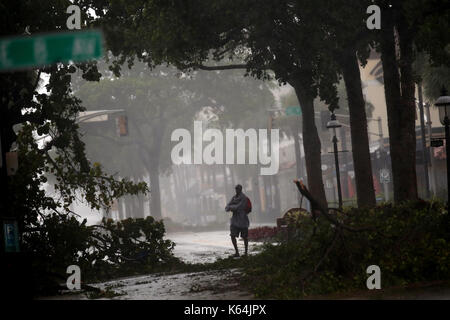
left=166, top=229, right=263, bottom=264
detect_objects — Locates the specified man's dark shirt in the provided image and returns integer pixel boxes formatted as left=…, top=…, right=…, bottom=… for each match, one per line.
left=225, top=192, right=249, bottom=229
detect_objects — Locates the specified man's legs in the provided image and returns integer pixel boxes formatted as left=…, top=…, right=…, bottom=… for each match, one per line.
left=231, top=235, right=239, bottom=257
left=230, top=226, right=249, bottom=257
left=243, top=237, right=248, bottom=256
left=242, top=228, right=249, bottom=256
left=230, top=225, right=240, bottom=257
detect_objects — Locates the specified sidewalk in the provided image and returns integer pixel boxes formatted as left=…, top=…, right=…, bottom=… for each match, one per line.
left=40, top=268, right=254, bottom=300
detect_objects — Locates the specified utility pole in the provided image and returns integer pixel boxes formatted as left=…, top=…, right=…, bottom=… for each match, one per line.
left=377, top=117, right=390, bottom=202
left=425, top=102, right=437, bottom=195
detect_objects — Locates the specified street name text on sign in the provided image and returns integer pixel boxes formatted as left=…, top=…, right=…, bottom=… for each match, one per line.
left=0, top=30, right=103, bottom=71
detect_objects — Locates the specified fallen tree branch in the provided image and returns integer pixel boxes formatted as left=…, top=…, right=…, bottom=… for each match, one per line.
left=313, top=229, right=340, bottom=274
left=293, top=180, right=374, bottom=233
left=89, top=224, right=146, bottom=245
left=300, top=228, right=340, bottom=293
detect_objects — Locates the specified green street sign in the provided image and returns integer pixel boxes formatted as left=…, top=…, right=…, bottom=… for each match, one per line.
left=0, top=29, right=103, bottom=71
left=285, top=106, right=302, bottom=116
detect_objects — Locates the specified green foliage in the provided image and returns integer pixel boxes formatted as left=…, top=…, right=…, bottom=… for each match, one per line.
left=406, top=0, right=450, bottom=67
left=1, top=18, right=148, bottom=249
left=414, top=52, right=450, bottom=101
left=281, top=208, right=311, bottom=230
left=422, top=64, right=450, bottom=101
left=240, top=200, right=450, bottom=298
left=1, top=0, right=148, bottom=225
left=5, top=64, right=148, bottom=229
left=23, top=214, right=180, bottom=295
left=88, top=217, right=177, bottom=272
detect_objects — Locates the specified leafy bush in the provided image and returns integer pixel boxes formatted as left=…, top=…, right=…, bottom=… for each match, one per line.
left=23, top=214, right=181, bottom=295
left=85, top=217, right=180, bottom=279
left=240, top=200, right=450, bottom=298
left=22, top=213, right=86, bottom=294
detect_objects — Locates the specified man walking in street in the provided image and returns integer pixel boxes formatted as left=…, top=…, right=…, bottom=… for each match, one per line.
left=225, top=184, right=250, bottom=257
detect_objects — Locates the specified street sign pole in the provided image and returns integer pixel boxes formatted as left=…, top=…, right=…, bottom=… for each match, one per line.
left=0, top=106, right=10, bottom=253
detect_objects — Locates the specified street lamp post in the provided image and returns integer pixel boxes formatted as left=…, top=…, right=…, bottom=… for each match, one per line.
left=327, top=112, right=343, bottom=209
left=435, top=88, right=450, bottom=204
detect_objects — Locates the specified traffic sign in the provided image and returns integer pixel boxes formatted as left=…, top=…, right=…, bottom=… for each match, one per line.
left=0, top=30, right=103, bottom=71
left=285, top=106, right=302, bottom=116
left=431, top=139, right=444, bottom=147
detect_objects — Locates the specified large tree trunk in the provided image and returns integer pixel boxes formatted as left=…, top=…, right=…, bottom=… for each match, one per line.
left=133, top=114, right=166, bottom=220
left=147, top=120, right=166, bottom=220
left=148, top=164, right=162, bottom=220
left=211, top=165, right=217, bottom=190
left=172, top=167, right=182, bottom=215
left=397, top=10, right=418, bottom=201
left=222, top=164, right=230, bottom=199
left=263, top=175, right=272, bottom=219
left=340, top=48, right=376, bottom=207
left=229, top=165, right=236, bottom=188
left=252, top=172, right=262, bottom=220
left=272, top=174, right=281, bottom=214
left=290, top=80, right=328, bottom=209
left=380, top=7, right=418, bottom=202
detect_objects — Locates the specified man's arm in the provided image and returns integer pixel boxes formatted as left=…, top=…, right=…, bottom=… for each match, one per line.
left=228, top=195, right=246, bottom=212
left=225, top=196, right=239, bottom=212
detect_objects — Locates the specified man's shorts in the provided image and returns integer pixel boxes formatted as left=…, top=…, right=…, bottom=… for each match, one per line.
left=230, top=225, right=248, bottom=238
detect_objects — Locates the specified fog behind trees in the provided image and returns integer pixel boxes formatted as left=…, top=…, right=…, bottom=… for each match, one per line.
left=72, top=59, right=304, bottom=228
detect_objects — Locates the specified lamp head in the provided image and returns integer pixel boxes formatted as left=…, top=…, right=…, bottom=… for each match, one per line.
left=435, top=87, right=450, bottom=126
left=326, top=113, right=342, bottom=129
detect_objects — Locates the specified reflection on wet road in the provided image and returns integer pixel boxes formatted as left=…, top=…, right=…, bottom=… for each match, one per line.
left=166, top=229, right=262, bottom=264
